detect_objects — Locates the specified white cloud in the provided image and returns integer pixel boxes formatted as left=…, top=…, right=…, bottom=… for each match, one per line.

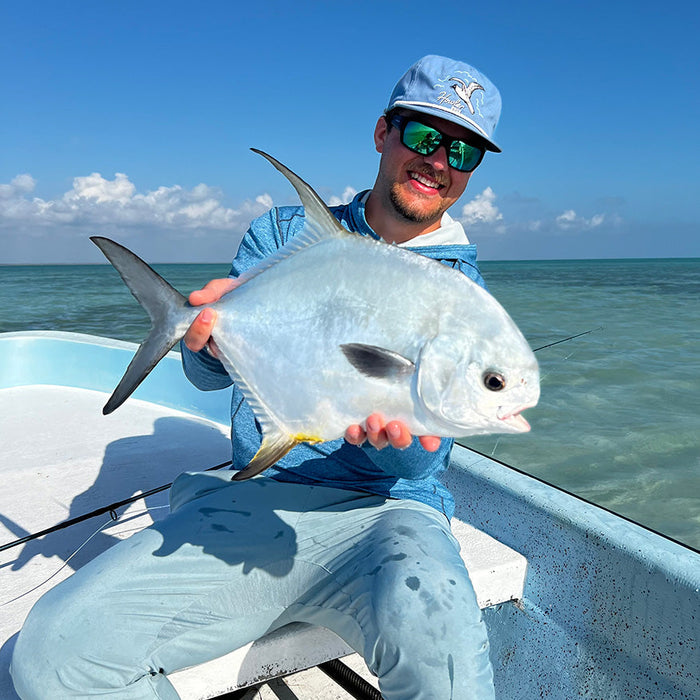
left=68, top=172, right=135, bottom=204
left=1, top=169, right=631, bottom=264
left=555, top=209, right=606, bottom=230
left=459, top=187, right=504, bottom=231
left=328, top=186, right=358, bottom=207
left=0, top=172, right=273, bottom=231
left=453, top=188, right=624, bottom=246
left=0, top=174, right=36, bottom=198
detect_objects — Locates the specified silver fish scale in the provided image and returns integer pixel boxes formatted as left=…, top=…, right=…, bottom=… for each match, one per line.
left=209, top=232, right=535, bottom=439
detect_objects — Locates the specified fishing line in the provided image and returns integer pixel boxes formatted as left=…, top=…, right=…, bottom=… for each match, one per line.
left=532, top=327, right=602, bottom=352
left=485, top=328, right=601, bottom=458
left=0, top=505, right=169, bottom=607
left=0, top=459, right=232, bottom=554
left=538, top=348, right=578, bottom=383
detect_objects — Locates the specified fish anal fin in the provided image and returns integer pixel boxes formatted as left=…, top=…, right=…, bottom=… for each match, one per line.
left=340, top=343, right=415, bottom=380
left=231, top=431, right=299, bottom=481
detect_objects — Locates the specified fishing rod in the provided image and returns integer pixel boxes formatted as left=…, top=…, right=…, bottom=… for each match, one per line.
left=0, top=459, right=232, bottom=554
left=532, top=327, right=602, bottom=352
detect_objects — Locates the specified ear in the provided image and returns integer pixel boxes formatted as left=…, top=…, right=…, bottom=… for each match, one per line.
left=374, top=116, right=388, bottom=154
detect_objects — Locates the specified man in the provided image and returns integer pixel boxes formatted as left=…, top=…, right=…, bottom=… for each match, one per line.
left=12, top=55, right=502, bottom=699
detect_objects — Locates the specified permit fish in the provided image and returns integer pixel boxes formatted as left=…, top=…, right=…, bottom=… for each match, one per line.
left=92, top=149, right=539, bottom=479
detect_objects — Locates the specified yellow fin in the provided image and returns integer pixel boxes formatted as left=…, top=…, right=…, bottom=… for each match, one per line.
left=231, top=431, right=299, bottom=481
left=291, top=433, right=323, bottom=444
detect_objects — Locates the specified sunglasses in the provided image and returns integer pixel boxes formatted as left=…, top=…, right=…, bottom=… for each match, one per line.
left=389, top=114, right=486, bottom=173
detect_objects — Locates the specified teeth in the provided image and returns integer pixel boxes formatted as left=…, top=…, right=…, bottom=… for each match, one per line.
left=410, top=172, right=441, bottom=189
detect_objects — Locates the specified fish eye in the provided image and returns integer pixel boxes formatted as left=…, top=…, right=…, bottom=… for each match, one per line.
left=483, top=371, right=505, bottom=392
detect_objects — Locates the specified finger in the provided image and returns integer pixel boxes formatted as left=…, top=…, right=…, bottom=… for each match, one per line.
left=344, top=424, right=366, bottom=446
left=418, top=435, right=442, bottom=452
left=183, top=307, right=218, bottom=352
left=385, top=421, right=413, bottom=450
left=365, top=413, right=388, bottom=450
left=189, top=278, right=239, bottom=306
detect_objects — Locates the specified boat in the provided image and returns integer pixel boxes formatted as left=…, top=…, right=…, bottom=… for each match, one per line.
left=1, top=330, right=698, bottom=699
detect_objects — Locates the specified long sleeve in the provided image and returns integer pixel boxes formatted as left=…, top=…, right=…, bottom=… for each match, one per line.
left=361, top=437, right=453, bottom=480
left=181, top=344, right=232, bottom=391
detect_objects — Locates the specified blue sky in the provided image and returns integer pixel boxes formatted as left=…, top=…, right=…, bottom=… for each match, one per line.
left=1, top=0, right=698, bottom=263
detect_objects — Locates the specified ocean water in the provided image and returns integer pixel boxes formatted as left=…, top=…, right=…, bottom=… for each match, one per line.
left=1, top=258, right=698, bottom=550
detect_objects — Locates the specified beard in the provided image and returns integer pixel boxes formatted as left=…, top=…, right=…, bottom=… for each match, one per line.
left=389, top=183, right=446, bottom=224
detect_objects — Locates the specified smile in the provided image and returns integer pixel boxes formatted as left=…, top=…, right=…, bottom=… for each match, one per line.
left=409, top=171, right=444, bottom=191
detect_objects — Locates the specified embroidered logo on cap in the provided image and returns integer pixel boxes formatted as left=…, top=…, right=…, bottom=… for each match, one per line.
left=433, top=73, right=486, bottom=119
left=447, top=77, right=484, bottom=115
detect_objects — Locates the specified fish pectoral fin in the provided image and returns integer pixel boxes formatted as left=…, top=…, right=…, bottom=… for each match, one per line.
left=231, top=431, right=298, bottom=481
left=340, top=343, right=415, bottom=380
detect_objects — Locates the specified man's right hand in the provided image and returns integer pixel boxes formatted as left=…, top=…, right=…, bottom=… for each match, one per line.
left=184, top=278, right=239, bottom=354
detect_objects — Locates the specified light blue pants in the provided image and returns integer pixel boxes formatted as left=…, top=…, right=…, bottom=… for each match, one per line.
left=11, top=473, right=494, bottom=699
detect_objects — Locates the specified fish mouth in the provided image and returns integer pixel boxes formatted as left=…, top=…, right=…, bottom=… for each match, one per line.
left=497, top=407, right=532, bottom=433
left=501, top=413, right=530, bottom=432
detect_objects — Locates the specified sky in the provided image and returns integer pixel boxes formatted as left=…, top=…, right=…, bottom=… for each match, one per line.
left=1, top=0, right=698, bottom=263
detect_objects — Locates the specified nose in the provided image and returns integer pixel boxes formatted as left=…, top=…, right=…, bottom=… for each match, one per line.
left=423, top=145, right=449, bottom=171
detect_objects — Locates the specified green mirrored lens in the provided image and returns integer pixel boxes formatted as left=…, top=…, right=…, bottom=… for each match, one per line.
left=402, top=122, right=442, bottom=155
left=396, top=116, right=484, bottom=172
left=449, top=141, right=481, bottom=172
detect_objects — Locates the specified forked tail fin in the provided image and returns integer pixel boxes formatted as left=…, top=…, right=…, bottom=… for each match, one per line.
left=91, top=236, right=200, bottom=414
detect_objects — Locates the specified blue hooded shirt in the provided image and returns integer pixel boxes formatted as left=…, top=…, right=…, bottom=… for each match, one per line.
left=181, top=191, right=487, bottom=520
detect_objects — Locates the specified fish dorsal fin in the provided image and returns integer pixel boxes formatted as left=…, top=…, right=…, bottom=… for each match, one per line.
left=231, top=430, right=299, bottom=481
left=253, top=148, right=349, bottom=237
left=221, top=150, right=360, bottom=478
left=340, top=343, right=416, bottom=380
left=233, top=150, right=354, bottom=288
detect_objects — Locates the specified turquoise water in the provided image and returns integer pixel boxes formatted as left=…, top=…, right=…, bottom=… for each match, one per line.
left=1, top=258, right=698, bottom=549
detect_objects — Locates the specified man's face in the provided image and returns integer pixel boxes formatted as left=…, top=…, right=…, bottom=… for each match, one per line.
left=372, top=110, right=476, bottom=229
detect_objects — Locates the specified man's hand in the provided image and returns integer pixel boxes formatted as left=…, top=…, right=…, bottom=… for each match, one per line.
left=183, top=278, right=239, bottom=355
left=345, top=413, right=441, bottom=452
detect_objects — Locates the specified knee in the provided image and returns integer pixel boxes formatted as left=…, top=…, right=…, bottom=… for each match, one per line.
left=365, top=564, right=494, bottom=699
left=11, top=589, right=67, bottom=697
left=376, top=562, right=485, bottom=646
left=11, top=582, right=108, bottom=698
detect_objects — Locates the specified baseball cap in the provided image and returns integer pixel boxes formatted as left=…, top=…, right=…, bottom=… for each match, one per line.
left=386, top=55, right=502, bottom=153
